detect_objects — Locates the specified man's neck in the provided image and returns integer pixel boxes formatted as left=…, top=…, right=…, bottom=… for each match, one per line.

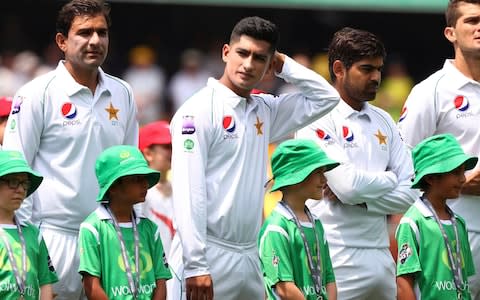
left=64, top=61, right=99, bottom=94
left=453, top=53, right=480, bottom=82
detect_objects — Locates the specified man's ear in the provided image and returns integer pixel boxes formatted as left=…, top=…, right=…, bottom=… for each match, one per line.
left=55, top=33, right=67, bottom=53
left=221, top=44, right=230, bottom=63
left=332, top=60, right=345, bottom=80
left=444, top=26, right=456, bottom=43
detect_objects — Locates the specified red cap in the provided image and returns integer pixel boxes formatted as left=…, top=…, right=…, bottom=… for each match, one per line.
left=0, top=96, right=13, bottom=118
left=139, top=120, right=172, bottom=152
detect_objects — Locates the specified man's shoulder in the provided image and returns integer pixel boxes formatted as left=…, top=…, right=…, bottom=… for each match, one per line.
left=411, top=67, right=449, bottom=92
left=102, top=72, right=133, bottom=93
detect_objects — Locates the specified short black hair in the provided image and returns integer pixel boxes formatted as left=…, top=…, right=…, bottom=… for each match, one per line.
left=230, top=16, right=279, bottom=53
left=328, top=27, right=386, bottom=83
left=56, top=0, right=111, bottom=36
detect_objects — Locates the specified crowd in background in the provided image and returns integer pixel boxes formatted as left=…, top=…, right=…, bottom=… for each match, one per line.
left=0, top=45, right=414, bottom=124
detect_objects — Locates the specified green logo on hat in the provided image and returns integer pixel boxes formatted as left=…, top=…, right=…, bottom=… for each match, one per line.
left=9, top=152, right=21, bottom=158
left=10, top=119, right=16, bottom=130
left=119, top=150, right=131, bottom=159
left=184, top=139, right=194, bottom=150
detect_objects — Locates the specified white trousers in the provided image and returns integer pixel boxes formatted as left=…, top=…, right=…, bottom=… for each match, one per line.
left=167, top=234, right=264, bottom=300
left=468, top=231, right=480, bottom=300
left=41, top=227, right=86, bottom=300
left=330, top=246, right=396, bottom=300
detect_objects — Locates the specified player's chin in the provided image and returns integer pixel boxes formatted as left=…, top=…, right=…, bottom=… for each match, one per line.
left=309, top=192, right=324, bottom=201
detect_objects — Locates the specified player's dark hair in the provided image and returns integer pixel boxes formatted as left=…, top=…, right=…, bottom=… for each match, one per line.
left=230, top=16, right=279, bottom=54
left=56, top=0, right=111, bottom=36
left=446, top=0, right=480, bottom=27
left=328, top=27, right=386, bottom=83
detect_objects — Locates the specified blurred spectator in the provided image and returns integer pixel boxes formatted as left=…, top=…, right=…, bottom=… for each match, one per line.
left=136, top=120, right=174, bottom=255
left=372, top=55, right=414, bottom=121
left=35, top=42, right=64, bottom=76
left=12, top=50, right=41, bottom=90
left=0, top=96, right=12, bottom=148
left=168, top=48, right=211, bottom=113
left=204, top=40, right=225, bottom=79
left=123, top=45, right=167, bottom=125
left=0, top=51, right=17, bottom=97
left=311, top=51, right=330, bottom=81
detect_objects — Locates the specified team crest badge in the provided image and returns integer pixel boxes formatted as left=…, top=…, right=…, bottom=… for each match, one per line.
left=399, top=243, right=412, bottom=264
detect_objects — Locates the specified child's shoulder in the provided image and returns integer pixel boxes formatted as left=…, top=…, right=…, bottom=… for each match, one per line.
left=138, top=217, right=158, bottom=231
left=20, top=222, right=41, bottom=236
left=261, top=209, right=295, bottom=235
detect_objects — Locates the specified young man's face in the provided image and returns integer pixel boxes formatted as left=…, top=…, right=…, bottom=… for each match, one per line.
left=220, top=35, right=273, bottom=97
left=425, top=164, right=466, bottom=200
left=337, top=57, right=383, bottom=110
left=56, top=14, right=109, bottom=72
left=0, top=173, right=29, bottom=212
left=445, top=2, right=480, bottom=56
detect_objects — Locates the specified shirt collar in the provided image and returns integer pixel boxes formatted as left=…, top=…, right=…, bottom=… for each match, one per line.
left=413, top=197, right=457, bottom=219
left=336, top=99, right=371, bottom=121
left=207, top=78, right=255, bottom=109
left=413, top=198, right=433, bottom=217
left=443, top=59, right=479, bottom=90
left=56, top=61, right=109, bottom=97
left=96, top=205, right=144, bottom=223
left=274, top=202, right=294, bottom=220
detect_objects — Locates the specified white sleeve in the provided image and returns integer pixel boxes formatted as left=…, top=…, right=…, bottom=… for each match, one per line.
left=267, top=55, right=340, bottom=142
left=3, top=85, right=44, bottom=223
left=296, top=120, right=398, bottom=205
left=170, top=104, right=211, bottom=278
left=364, top=124, right=419, bottom=215
left=397, top=83, right=437, bottom=149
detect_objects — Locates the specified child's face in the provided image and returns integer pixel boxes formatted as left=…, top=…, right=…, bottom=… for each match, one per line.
left=297, top=167, right=327, bottom=200
left=426, top=164, right=467, bottom=200
left=0, top=173, right=29, bottom=212
left=144, top=144, right=171, bottom=173
left=109, top=175, right=149, bottom=205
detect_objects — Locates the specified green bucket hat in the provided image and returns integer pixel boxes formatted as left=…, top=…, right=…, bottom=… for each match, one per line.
left=411, top=133, right=478, bottom=189
left=0, top=150, right=43, bottom=197
left=95, top=145, right=160, bottom=202
left=270, top=139, right=339, bottom=192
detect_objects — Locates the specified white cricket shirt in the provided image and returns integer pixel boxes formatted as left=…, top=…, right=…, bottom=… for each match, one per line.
left=398, top=59, right=480, bottom=233
left=170, top=56, right=340, bottom=278
left=298, top=100, right=418, bottom=248
left=3, top=61, right=139, bottom=233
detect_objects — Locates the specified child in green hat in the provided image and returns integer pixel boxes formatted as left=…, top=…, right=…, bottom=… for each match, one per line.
left=396, top=134, right=477, bottom=300
left=258, top=139, right=339, bottom=300
left=78, top=145, right=172, bottom=300
left=0, top=150, right=58, bottom=299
